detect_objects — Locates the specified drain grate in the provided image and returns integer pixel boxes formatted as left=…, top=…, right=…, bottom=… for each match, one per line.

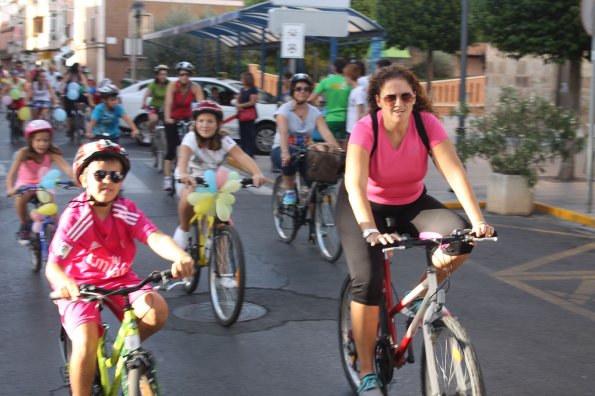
left=174, top=302, right=267, bottom=323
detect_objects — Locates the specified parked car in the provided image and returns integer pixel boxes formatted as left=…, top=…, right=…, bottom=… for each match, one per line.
left=118, top=77, right=278, bottom=154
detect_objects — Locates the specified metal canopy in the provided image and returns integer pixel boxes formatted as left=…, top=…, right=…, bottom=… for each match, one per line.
left=142, top=1, right=384, bottom=48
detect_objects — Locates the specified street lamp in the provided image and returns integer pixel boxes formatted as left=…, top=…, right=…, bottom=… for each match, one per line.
left=130, top=1, right=144, bottom=82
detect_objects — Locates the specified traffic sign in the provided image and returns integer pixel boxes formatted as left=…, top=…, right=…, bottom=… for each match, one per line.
left=281, top=23, right=305, bottom=58
left=271, top=0, right=350, bottom=7
left=268, top=9, right=348, bottom=37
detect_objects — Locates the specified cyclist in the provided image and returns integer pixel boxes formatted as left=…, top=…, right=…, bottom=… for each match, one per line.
left=335, top=64, right=495, bottom=395
left=172, top=100, right=266, bottom=248
left=26, top=69, right=58, bottom=120
left=45, top=140, right=193, bottom=396
left=142, top=64, right=169, bottom=140
left=162, top=61, right=204, bottom=191
left=85, top=83, right=138, bottom=143
left=1, top=69, right=27, bottom=132
left=5, top=120, right=72, bottom=244
left=61, top=62, right=89, bottom=137
left=270, top=73, right=340, bottom=205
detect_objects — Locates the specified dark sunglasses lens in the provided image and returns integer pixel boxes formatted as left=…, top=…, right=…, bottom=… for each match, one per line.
left=401, top=93, right=413, bottom=102
left=93, top=170, right=124, bottom=183
left=179, top=72, right=189, bottom=76
left=296, top=87, right=311, bottom=92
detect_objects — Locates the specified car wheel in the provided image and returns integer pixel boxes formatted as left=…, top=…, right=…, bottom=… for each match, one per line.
left=255, top=122, right=275, bottom=155
left=135, top=114, right=152, bottom=146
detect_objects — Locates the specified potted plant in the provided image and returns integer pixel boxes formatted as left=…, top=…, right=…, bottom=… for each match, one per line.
left=460, top=87, right=582, bottom=215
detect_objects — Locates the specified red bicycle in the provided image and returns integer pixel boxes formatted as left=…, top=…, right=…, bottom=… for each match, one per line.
left=338, top=229, right=497, bottom=395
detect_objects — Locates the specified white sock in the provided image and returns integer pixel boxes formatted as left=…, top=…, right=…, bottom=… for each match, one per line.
left=173, top=226, right=188, bottom=250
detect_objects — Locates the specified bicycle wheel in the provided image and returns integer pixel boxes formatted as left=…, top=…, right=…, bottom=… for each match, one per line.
left=420, top=316, right=486, bottom=396
left=209, top=225, right=246, bottom=326
left=338, top=276, right=360, bottom=393
left=152, top=125, right=165, bottom=172
left=314, top=184, right=342, bottom=262
left=29, top=235, right=42, bottom=272
left=124, top=359, right=160, bottom=396
left=183, top=222, right=202, bottom=294
left=10, top=115, right=21, bottom=145
left=73, top=114, right=84, bottom=145
left=271, top=176, right=298, bottom=243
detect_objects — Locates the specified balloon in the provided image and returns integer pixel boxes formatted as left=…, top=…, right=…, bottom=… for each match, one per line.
left=31, top=222, right=42, bottom=234
left=187, top=192, right=214, bottom=206
left=194, top=185, right=210, bottom=193
left=216, top=200, right=232, bottom=221
left=18, top=106, right=31, bottom=121
left=37, top=203, right=58, bottom=216
left=53, top=108, right=67, bottom=122
left=67, top=89, right=79, bottom=101
left=227, top=171, right=241, bottom=181
left=9, top=88, right=21, bottom=100
left=2, top=95, right=12, bottom=106
left=43, top=169, right=61, bottom=181
left=217, top=192, right=235, bottom=206
left=215, top=168, right=229, bottom=189
left=30, top=209, right=44, bottom=222
left=221, top=179, right=241, bottom=194
left=88, top=87, right=96, bottom=95
left=204, top=170, right=217, bottom=192
left=67, top=82, right=80, bottom=92
left=36, top=190, right=52, bottom=204
left=40, top=179, right=56, bottom=190
left=193, top=195, right=215, bottom=215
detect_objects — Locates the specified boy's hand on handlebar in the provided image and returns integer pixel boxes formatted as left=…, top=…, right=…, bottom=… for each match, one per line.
left=170, top=254, right=194, bottom=279
left=180, top=174, right=196, bottom=186
left=55, top=278, right=80, bottom=300
left=251, top=173, right=266, bottom=187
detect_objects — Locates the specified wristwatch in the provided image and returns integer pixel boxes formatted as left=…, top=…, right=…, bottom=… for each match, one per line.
left=362, top=228, right=380, bottom=239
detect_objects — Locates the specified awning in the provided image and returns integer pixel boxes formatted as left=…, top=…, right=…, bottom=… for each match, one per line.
left=143, top=1, right=384, bottom=48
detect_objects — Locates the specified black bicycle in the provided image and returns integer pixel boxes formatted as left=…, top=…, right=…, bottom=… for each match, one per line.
left=7, top=107, right=22, bottom=145
left=167, top=120, right=194, bottom=196
left=271, top=149, right=343, bottom=262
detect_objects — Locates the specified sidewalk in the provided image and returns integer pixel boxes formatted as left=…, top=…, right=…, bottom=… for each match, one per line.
left=250, top=116, right=595, bottom=228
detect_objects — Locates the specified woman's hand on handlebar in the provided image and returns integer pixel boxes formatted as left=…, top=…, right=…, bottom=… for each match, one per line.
left=179, top=174, right=197, bottom=187
left=170, top=254, right=194, bottom=279
left=471, top=221, right=495, bottom=238
left=367, top=232, right=401, bottom=247
left=251, top=173, right=266, bottom=187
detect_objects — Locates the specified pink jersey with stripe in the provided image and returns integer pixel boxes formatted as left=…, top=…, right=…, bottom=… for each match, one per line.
left=48, top=193, right=158, bottom=283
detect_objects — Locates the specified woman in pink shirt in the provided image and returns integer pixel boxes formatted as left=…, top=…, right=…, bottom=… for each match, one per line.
left=336, top=65, right=495, bottom=395
left=45, top=140, right=193, bottom=396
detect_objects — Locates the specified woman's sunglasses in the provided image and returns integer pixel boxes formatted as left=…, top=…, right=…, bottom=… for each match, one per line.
left=93, top=170, right=125, bottom=183
left=294, top=86, right=312, bottom=93
left=178, top=72, right=191, bottom=77
left=382, top=92, right=415, bottom=105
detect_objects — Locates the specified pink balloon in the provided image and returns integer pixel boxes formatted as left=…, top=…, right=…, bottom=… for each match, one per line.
left=2, top=95, right=12, bottom=106
left=30, top=209, right=44, bottom=222
left=37, top=166, right=51, bottom=180
left=215, top=167, right=229, bottom=189
left=31, top=221, right=42, bottom=233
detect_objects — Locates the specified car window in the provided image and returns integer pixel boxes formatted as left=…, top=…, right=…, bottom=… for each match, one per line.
left=229, top=82, right=276, bottom=104
left=202, top=82, right=235, bottom=106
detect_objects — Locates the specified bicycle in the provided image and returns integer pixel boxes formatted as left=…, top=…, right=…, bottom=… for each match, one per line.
left=166, top=119, right=194, bottom=196
left=13, top=181, right=75, bottom=272
left=338, top=229, right=497, bottom=395
left=168, top=176, right=252, bottom=326
left=7, top=107, right=22, bottom=145
left=271, top=148, right=343, bottom=262
left=151, top=120, right=166, bottom=173
left=51, top=270, right=174, bottom=396
left=69, top=102, right=87, bottom=145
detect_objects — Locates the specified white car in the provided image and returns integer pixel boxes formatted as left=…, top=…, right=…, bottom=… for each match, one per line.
left=118, top=77, right=278, bottom=154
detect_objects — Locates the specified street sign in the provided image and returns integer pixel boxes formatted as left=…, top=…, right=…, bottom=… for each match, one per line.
left=271, top=0, right=350, bottom=8
left=268, top=9, right=348, bottom=37
left=281, top=23, right=305, bottom=58
left=581, top=0, right=594, bottom=35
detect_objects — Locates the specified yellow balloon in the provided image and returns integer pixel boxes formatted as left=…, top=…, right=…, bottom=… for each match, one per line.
left=193, top=195, right=214, bottom=215
left=221, top=179, right=241, bottom=194
left=36, top=190, right=52, bottom=204
left=217, top=192, right=235, bottom=206
left=37, top=202, right=58, bottom=216
left=216, top=200, right=232, bottom=222
left=18, top=106, right=31, bottom=121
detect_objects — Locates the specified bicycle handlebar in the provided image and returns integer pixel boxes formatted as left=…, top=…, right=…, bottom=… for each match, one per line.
left=48, top=270, right=174, bottom=301
left=176, top=176, right=254, bottom=188
left=381, top=229, right=498, bottom=253
left=12, top=181, right=76, bottom=197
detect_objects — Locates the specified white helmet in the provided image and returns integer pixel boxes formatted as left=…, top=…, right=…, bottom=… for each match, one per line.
left=98, top=83, right=119, bottom=97
left=175, top=61, right=195, bottom=72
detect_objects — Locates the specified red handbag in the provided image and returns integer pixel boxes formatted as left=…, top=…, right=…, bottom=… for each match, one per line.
left=238, top=107, right=257, bottom=122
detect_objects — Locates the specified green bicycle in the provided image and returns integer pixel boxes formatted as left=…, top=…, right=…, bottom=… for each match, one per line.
left=52, top=270, right=173, bottom=396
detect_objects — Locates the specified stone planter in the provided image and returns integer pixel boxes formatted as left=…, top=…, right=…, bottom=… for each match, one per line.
left=486, top=172, right=534, bottom=215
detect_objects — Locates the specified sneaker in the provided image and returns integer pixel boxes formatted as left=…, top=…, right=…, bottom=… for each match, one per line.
left=162, top=176, right=173, bottom=191
left=357, top=373, right=383, bottom=396
left=16, top=224, right=31, bottom=246
left=282, top=190, right=297, bottom=205
left=173, top=226, right=188, bottom=250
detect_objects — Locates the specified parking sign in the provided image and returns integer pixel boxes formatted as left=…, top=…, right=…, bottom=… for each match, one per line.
left=281, top=23, right=305, bottom=59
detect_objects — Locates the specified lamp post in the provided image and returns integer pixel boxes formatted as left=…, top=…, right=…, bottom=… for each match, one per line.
left=130, top=1, right=144, bottom=82
left=456, top=0, right=469, bottom=161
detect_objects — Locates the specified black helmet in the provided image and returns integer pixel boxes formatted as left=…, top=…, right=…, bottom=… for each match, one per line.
left=289, top=73, right=313, bottom=95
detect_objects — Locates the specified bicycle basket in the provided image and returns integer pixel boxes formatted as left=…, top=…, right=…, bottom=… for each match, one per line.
left=306, top=143, right=345, bottom=184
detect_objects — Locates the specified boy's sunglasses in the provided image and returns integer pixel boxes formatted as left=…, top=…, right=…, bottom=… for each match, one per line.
left=93, top=170, right=125, bottom=183
left=382, top=92, right=415, bottom=105
left=294, top=86, right=312, bottom=93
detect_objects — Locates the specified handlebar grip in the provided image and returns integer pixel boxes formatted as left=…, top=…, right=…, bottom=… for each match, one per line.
left=241, top=177, right=253, bottom=187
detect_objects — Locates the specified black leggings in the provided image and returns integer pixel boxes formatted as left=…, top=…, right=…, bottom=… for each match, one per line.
left=164, top=119, right=190, bottom=161
left=335, top=183, right=472, bottom=306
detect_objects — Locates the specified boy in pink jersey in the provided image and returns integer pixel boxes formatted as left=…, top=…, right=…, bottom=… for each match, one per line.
left=45, top=139, right=193, bottom=396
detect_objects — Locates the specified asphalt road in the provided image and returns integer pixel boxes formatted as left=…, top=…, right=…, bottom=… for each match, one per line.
left=0, top=119, right=594, bottom=395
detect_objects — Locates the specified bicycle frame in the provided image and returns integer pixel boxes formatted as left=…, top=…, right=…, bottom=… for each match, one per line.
left=189, top=212, right=215, bottom=267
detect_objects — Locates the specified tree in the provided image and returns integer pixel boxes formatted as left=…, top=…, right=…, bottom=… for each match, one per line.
left=377, top=0, right=465, bottom=93
left=478, top=0, right=590, bottom=179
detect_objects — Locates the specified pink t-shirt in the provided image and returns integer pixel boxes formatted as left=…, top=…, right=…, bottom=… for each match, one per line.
left=48, top=193, right=158, bottom=284
left=349, top=111, right=448, bottom=205
left=15, top=153, right=51, bottom=186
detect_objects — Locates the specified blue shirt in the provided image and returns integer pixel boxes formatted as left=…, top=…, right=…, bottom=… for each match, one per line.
left=91, top=103, right=125, bottom=137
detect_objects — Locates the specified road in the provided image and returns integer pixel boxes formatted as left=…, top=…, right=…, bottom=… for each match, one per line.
left=0, top=118, right=594, bottom=395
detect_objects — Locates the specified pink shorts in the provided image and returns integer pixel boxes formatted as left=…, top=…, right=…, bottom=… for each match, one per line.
left=55, top=273, right=153, bottom=337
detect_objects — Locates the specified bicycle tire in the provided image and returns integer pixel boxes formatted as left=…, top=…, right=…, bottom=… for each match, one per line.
left=124, top=359, right=159, bottom=396
left=41, top=223, right=56, bottom=268
left=10, top=114, right=21, bottom=145
left=420, top=315, right=486, bottom=396
left=338, top=276, right=361, bottom=393
left=59, top=327, right=103, bottom=395
left=30, top=235, right=42, bottom=272
left=314, top=185, right=342, bottom=262
left=152, top=125, right=165, bottom=173
left=183, top=222, right=202, bottom=294
left=271, top=176, right=298, bottom=243
left=209, top=225, right=246, bottom=326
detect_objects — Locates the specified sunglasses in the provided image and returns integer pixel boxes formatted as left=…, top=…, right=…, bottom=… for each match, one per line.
left=294, top=86, right=312, bottom=93
left=178, top=72, right=191, bottom=77
left=382, top=92, right=415, bottom=105
left=93, top=170, right=125, bottom=183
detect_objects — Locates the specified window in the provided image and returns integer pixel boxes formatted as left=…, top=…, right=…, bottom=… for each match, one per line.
left=33, top=16, right=43, bottom=36
left=50, top=12, right=57, bottom=33
left=89, top=16, right=96, bottom=42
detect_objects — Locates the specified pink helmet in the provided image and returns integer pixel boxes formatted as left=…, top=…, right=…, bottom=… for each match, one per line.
left=24, top=119, right=53, bottom=140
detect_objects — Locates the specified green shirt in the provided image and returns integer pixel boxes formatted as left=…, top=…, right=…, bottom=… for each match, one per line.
left=148, top=80, right=168, bottom=110
left=313, top=74, right=351, bottom=122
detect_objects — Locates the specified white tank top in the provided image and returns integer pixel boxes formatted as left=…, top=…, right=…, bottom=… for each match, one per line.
left=32, top=81, right=51, bottom=102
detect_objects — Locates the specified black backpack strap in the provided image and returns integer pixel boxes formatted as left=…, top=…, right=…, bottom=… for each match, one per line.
left=412, top=111, right=432, bottom=157
left=370, top=110, right=379, bottom=157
